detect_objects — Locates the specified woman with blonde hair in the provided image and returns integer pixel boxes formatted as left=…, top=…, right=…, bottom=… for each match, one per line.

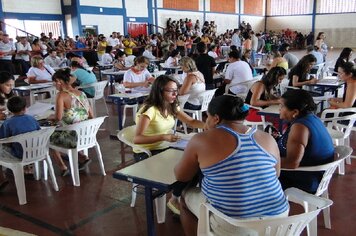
left=27, top=55, right=55, bottom=84
left=179, top=56, right=205, bottom=110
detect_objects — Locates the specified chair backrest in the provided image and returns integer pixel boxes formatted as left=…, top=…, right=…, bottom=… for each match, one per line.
left=314, top=62, right=325, bottom=80
left=320, top=108, right=356, bottom=139
left=117, top=125, right=152, bottom=156
left=199, top=89, right=217, bottom=112
left=282, top=146, right=353, bottom=197
left=178, top=94, right=190, bottom=109
left=1, top=127, right=56, bottom=164
left=60, top=116, right=107, bottom=149
left=88, top=81, right=108, bottom=100
left=198, top=187, right=332, bottom=236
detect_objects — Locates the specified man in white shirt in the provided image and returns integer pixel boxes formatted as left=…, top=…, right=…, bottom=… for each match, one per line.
left=0, top=34, right=16, bottom=73
left=44, top=49, right=67, bottom=68
left=231, top=29, right=242, bottom=51
left=250, top=31, right=258, bottom=66
left=107, top=32, right=120, bottom=49
left=224, top=50, right=253, bottom=95
left=15, top=37, right=32, bottom=75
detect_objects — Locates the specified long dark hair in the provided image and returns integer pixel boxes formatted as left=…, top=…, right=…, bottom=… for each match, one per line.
left=141, top=75, right=179, bottom=117
left=261, top=67, right=286, bottom=98
left=0, top=71, right=15, bottom=105
left=338, top=47, right=353, bottom=61
left=52, top=68, right=72, bottom=84
left=339, top=62, right=356, bottom=79
left=281, top=90, right=316, bottom=118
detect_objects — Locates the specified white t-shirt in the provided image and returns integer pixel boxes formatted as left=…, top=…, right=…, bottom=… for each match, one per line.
left=26, top=65, right=55, bottom=82
left=123, top=69, right=152, bottom=93
left=208, top=51, right=218, bottom=59
left=225, top=60, right=253, bottom=94
left=125, top=55, right=136, bottom=67
left=102, top=53, right=114, bottom=65
left=143, top=50, right=156, bottom=60
left=15, top=42, right=32, bottom=61
left=0, top=41, right=16, bottom=60
left=165, top=57, right=177, bottom=67
left=107, top=37, right=119, bottom=47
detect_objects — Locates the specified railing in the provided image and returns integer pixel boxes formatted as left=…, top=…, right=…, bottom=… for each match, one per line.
left=0, top=21, right=38, bottom=39
left=148, top=23, right=166, bottom=34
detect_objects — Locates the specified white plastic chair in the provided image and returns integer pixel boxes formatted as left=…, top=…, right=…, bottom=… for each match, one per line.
left=31, top=86, right=57, bottom=105
left=225, top=75, right=262, bottom=98
left=184, top=89, right=217, bottom=132
left=320, top=108, right=356, bottom=174
left=117, top=125, right=167, bottom=224
left=197, top=187, right=332, bottom=236
left=281, top=145, right=353, bottom=236
left=0, top=127, right=58, bottom=205
left=49, top=116, right=107, bottom=186
left=80, top=81, right=109, bottom=117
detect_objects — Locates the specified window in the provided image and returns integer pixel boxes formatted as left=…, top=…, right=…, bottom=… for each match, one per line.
left=319, top=0, right=356, bottom=13
left=269, top=0, right=311, bottom=15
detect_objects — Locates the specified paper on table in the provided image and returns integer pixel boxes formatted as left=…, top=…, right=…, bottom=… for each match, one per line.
left=170, top=139, right=189, bottom=150
left=26, top=102, right=54, bottom=117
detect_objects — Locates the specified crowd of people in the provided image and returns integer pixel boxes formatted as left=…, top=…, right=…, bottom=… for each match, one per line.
left=0, top=18, right=355, bottom=236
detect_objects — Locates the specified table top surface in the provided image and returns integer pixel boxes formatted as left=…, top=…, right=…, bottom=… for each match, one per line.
left=14, top=82, right=53, bottom=91
left=257, top=105, right=280, bottom=116
left=113, top=149, right=183, bottom=185
left=108, top=91, right=149, bottom=99
left=101, top=69, right=128, bottom=75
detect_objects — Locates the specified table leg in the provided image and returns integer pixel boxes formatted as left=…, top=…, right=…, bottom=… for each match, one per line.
left=110, top=75, right=114, bottom=94
left=144, top=186, right=156, bottom=236
left=117, top=99, right=123, bottom=130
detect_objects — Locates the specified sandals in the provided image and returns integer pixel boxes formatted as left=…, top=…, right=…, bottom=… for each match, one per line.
left=167, top=199, right=181, bottom=215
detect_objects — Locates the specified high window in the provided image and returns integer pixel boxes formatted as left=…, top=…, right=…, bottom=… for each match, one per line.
left=269, top=0, right=311, bottom=15
left=319, top=0, right=356, bottom=13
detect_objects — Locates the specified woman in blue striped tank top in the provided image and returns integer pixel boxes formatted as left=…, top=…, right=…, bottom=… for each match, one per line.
left=175, top=95, right=289, bottom=236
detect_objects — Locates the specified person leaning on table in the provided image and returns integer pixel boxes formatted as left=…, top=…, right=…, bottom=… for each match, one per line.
left=175, top=95, right=289, bottom=236
left=328, top=62, right=356, bottom=109
left=133, top=75, right=205, bottom=216
left=278, top=89, right=334, bottom=193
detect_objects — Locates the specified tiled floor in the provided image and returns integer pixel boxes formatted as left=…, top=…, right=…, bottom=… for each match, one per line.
left=0, top=49, right=355, bottom=236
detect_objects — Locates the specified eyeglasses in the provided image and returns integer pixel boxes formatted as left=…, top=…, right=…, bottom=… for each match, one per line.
left=164, top=89, right=178, bottom=94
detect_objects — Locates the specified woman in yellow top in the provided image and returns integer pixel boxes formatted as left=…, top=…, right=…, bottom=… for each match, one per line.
left=134, top=75, right=204, bottom=214
left=269, top=51, right=289, bottom=71
left=123, top=37, right=137, bottom=56
left=97, top=36, right=107, bottom=61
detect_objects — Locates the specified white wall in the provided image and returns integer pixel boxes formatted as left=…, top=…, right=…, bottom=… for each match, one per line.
left=205, top=13, right=238, bottom=34
left=79, top=0, right=122, bottom=8
left=266, top=15, right=312, bottom=34
left=2, top=0, right=62, bottom=14
left=65, top=14, right=73, bottom=37
left=241, top=15, right=265, bottom=32
left=315, top=13, right=356, bottom=48
left=125, top=0, right=148, bottom=17
left=81, top=14, right=123, bottom=37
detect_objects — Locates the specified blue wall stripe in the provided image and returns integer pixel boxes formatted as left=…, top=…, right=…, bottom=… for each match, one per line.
left=147, top=0, right=153, bottom=34
left=2, top=12, right=63, bottom=21
left=311, top=0, right=317, bottom=36
left=78, top=6, right=125, bottom=15
left=154, top=0, right=158, bottom=33
left=122, top=0, right=127, bottom=36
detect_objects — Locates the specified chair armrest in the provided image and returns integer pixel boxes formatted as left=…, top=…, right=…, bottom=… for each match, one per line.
left=285, top=187, right=333, bottom=210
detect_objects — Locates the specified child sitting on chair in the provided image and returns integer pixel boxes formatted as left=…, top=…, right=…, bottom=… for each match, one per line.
left=0, top=96, right=41, bottom=159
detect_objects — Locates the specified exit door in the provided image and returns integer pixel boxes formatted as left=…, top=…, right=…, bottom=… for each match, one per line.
left=127, top=22, right=147, bottom=38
